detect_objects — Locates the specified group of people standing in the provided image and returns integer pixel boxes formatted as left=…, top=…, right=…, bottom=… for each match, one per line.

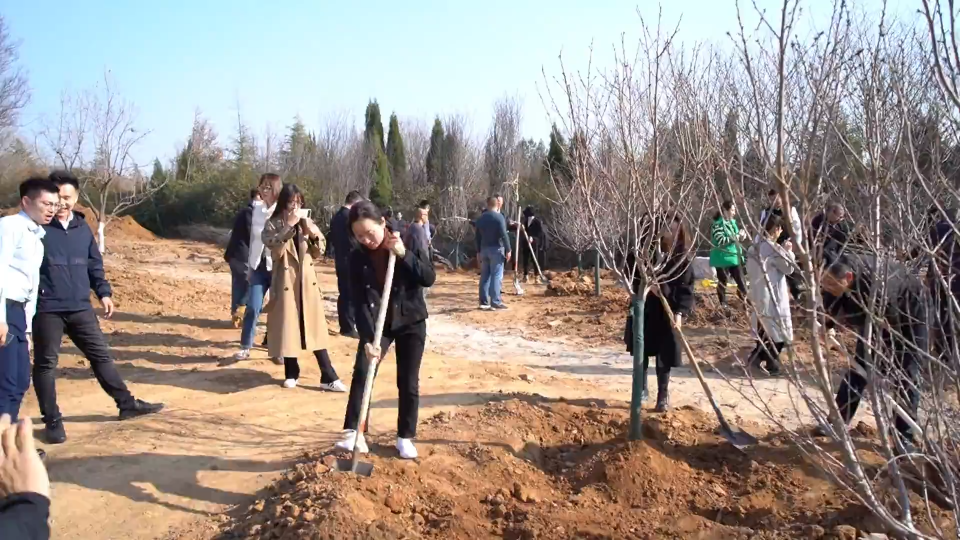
left=650, top=189, right=943, bottom=454
left=223, top=175, right=436, bottom=460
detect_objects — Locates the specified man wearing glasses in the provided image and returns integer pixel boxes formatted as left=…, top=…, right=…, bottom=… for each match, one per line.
left=31, top=171, right=163, bottom=444
left=0, top=177, right=60, bottom=424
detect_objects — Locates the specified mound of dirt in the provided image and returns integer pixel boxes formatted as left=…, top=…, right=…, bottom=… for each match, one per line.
left=686, top=291, right=751, bottom=330
left=212, top=395, right=954, bottom=540
left=544, top=270, right=598, bottom=297
left=2, top=204, right=155, bottom=242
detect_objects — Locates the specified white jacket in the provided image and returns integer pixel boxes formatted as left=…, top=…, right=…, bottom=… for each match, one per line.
left=247, top=201, right=277, bottom=273
left=746, top=238, right=795, bottom=343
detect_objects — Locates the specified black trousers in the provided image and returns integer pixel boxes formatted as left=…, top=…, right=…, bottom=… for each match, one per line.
left=32, top=310, right=135, bottom=424
left=283, top=349, right=339, bottom=383
left=521, top=240, right=535, bottom=277
left=334, top=258, right=355, bottom=335
left=715, top=266, right=747, bottom=304
left=748, top=325, right=784, bottom=372
left=836, top=324, right=926, bottom=442
left=343, top=321, right=426, bottom=439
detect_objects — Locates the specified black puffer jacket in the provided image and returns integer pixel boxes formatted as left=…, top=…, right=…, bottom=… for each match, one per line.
left=349, top=227, right=436, bottom=339
left=823, top=253, right=925, bottom=335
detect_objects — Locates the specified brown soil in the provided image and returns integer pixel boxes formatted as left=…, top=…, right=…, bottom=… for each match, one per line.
left=2, top=204, right=156, bottom=241
left=210, top=396, right=954, bottom=540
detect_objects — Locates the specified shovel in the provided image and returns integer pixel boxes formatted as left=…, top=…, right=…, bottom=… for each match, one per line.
left=661, top=296, right=758, bottom=452
left=335, top=251, right=397, bottom=477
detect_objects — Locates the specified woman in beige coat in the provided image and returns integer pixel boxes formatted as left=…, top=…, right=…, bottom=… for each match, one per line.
left=262, top=183, right=346, bottom=391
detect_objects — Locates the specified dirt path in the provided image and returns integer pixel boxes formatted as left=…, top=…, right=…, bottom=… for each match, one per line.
left=35, top=238, right=833, bottom=539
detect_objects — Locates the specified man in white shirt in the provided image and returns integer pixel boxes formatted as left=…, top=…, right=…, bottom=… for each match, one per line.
left=0, top=177, right=60, bottom=423
left=234, top=173, right=283, bottom=361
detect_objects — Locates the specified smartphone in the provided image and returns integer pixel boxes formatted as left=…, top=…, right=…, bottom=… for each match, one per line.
left=296, top=208, right=311, bottom=220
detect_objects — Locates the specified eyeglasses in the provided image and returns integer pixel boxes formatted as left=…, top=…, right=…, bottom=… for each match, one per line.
left=36, top=201, right=62, bottom=210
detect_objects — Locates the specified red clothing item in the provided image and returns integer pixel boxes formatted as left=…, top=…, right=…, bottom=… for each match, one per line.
left=369, top=237, right=391, bottom=288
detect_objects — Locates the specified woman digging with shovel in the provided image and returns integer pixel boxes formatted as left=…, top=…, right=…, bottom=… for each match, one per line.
left=335, top=201, right=436, bottom=460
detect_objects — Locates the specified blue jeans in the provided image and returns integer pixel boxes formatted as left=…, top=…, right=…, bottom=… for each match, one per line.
left=229, top=259, right=250, bottom=315
left=0, top=300, right=30, bottom=423
left=479, top=246, right=505, bottom=306
left=239, top=265, right=271, bottom=350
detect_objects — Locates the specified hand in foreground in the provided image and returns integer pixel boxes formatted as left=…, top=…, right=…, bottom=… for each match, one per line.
left=0, top=415, right=49, bottom=498
left=505, top=251, right=512, bottom=263
left=383, top=232, right=406, bottom=258
left=101, top=297, right=115, bottom=319
left=364, top=343, right=382, bottom=362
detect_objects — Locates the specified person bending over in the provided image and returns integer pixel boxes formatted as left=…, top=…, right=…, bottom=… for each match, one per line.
left=335, top=201, right=436, bottom=459
left=261, top=184, right=346, bottom=392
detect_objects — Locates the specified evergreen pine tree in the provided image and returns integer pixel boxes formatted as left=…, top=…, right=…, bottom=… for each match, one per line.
left=386, top=113, right=408, bottom=188
left=369, top=148, right=393, bottom=208
left=545, top=124, right=568, bottom=182
left=425, top=117, right=445, bottom=186
left=365, top=101, right=385, bottom=151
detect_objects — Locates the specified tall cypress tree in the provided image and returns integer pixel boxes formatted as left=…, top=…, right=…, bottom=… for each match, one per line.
left=545, top=124, right=568, bottom=182
left=425, top=118, right=445, bottom=186
left=369, top=149, right=393, bottom=208
left=386, top=113, right=408, bottom=188
left=365, top=101, right=385, bottom=151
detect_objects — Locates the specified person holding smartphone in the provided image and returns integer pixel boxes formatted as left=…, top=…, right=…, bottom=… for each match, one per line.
left=261, top=184, right=345, bottom=391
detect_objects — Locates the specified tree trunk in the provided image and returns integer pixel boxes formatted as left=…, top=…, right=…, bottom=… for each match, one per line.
left=576, top=252, right=582, bottom=274
left=629, top=285, right=646, bottom=440
left=594, top=249, right=601, bottom=297
left=98, top=221, right=106, bottom=254
left=454, top=244, right=460, bottom=269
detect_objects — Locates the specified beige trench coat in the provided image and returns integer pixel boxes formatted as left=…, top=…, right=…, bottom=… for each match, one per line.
left=261, top=217, right=329, bottom=359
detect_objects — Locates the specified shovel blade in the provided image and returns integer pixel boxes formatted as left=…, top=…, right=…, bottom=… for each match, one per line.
left=722, top=427, right=759, bottom=453
left=334, top=458, right=374, bottom=477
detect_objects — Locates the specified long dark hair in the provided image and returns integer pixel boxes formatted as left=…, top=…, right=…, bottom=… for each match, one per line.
left=270, top=183, right=303, bottom=220
left=660, top=213, right=691, bottom=255
left=347, top=200, right=389, bottom=249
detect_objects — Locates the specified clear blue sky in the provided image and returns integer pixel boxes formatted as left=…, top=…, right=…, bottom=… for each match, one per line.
left=6, top=0, right=917, bottom=167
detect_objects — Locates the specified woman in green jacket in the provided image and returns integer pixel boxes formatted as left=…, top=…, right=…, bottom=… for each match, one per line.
left=709, top=201, right=747, bottom=305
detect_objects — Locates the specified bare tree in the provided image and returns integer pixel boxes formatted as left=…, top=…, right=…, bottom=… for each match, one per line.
left=484, top=95, right=523, bottom=212
left=41, top=74, right=164, bottom=252
left=0, top=16, right=29, bottom=132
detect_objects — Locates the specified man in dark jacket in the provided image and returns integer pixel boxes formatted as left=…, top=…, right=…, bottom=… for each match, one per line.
left=519, top=206, right=544, bottom=282
left=474, top=197, right=512, bottom=310
left=224, top=188, right=260, bottom=328
left=32, top=171, right=163, bottom=445
left=810, top=202, right=853, bottom=265
left=0, top=415, right=50, bottom=540
left=820, top=253, right=927, bottom=450
left=329, top=190, right=364, bottom=338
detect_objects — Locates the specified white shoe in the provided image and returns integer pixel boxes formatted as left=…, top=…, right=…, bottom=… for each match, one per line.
left=282, top=379, right=298, bottom=388
left=335, top=430, right=368, bottom=454
left=234, top=349, right=251, bottom=360
left=479, top=304, right=492, bottom=310
left=319, top=380, right=348, bottom=392
left=396, top=438, right=418, bottom=459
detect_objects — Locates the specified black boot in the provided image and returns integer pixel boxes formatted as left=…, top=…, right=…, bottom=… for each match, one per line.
left=654, top=366, right=671, bottom=412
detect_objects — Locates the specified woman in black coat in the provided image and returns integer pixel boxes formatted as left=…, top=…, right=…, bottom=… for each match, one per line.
left=623, top=213, right=695, bottom=412
left=334, top=201, right=436, bottom=460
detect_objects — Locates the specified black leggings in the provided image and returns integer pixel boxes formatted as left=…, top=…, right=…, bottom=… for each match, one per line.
left=284, top=349, right=339, bottom=383
left=521, top=240, right=536, bottom=277
left=343, top=322, right=426, bottom=439
left=749, top=326, right=784, bottom=372
left=715, top=266, right=747, bottom=304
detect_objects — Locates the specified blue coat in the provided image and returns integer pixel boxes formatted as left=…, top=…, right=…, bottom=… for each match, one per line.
left=37, top=211, right=111, bottom=313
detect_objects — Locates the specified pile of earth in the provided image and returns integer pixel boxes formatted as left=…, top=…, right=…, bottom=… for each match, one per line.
left=543, top=270, right=600, bottom=297
left=210, top=394, right=955, bottom=540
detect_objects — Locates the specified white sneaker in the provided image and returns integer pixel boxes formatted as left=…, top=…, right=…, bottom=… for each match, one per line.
left=234, top=349, right=251, bottom=360
left=282, top=379, right=298, bottom=388
left=319, top=380, right=348, bottom=392
left=335, top=430, right=368, bottom=454
left=396, top=438, right=418, bottom=459
left=479, top=304, right=492, bottom=310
